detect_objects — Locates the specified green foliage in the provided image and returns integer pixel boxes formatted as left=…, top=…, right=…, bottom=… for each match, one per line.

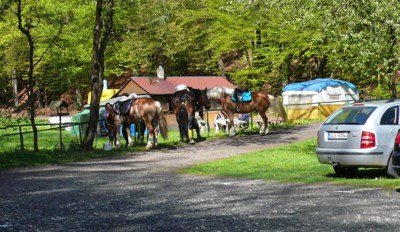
left=2, top=0, right=400, bottom=105
left=0, top=114, right=32, bottom=127
left=369, top=85, right=391, bottom=99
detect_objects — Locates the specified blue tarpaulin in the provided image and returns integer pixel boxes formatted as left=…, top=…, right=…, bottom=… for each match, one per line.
left=282, top=78, right=358, bottom=94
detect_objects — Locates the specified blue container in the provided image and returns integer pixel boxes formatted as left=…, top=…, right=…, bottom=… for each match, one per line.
left=120, top=124, right=137, bottom=136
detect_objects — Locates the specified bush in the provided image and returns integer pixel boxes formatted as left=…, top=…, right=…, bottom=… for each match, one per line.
left=369, top=85, right=391, bottom=99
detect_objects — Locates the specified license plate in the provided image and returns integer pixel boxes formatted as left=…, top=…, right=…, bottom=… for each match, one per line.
left=328, top=132, right=348, bottom=140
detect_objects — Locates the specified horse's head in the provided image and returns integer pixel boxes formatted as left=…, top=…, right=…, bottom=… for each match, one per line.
left=105, top=103, right=115, bottom=132
left=189, top=88, right=211, bottom=110
left=200, top=88, right=211, bottom=110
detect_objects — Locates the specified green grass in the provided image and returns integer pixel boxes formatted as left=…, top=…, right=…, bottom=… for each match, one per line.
left=0, top=118, right=234, bottom=170
left=181, top=138, right=400, bottom=191
left=3, top=119, right=399, bottom=190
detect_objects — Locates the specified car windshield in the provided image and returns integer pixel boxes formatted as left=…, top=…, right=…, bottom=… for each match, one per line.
left=324, top=106, right=376, bottom=125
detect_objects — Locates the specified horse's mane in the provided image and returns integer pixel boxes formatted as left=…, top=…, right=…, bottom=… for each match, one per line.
left=187, top=87, right=202, bottom=98
left=207, top=87, right=234, bottom=100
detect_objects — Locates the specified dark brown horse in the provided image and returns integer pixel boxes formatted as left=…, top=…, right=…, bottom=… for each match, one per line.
left=207, top=87, right=287, bottom=136
left=170, top=86, right=211, bottom=144
left=106, top=97, right=168, bottom=150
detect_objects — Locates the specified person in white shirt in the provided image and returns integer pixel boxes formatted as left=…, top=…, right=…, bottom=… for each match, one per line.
left=214, top=111, right=227, bottom=133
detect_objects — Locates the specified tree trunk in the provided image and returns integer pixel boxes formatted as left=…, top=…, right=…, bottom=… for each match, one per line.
left=388, top=25, right=397, bottom=99
left=36, top=75, right=44, bottom=108
left=12, top=70, right=18, bottom=107
left=12, top=0, right=62, bottom=151
left=75, top=89, right=83, bottom=110
left=82, top=0, right=114, bottom=150
left=27, top=35, right=39, bottom=152
left=16, top=0, right=39, bottom=151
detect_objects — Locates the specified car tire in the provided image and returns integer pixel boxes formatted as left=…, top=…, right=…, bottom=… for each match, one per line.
left=333, top=167, right=358, bottom=177
left=387, top=154, right=400, bottom=178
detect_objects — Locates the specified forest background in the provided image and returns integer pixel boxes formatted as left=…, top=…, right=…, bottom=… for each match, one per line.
left=1, top=0, right=400, bottom=111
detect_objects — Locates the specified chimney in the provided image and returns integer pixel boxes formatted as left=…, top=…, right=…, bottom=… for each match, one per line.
left=157, top=64, right=165, bottom=79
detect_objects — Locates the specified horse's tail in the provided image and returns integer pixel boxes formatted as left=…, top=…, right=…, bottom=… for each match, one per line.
left=155, top=101, right=168, bottom=139
left=268, top=95, right=288, bottom=123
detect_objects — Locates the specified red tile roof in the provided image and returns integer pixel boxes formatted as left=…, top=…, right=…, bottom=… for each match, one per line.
left=131, top=76, right=236, bottom=95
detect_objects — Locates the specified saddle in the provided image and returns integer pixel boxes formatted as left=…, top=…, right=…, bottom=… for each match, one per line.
left=232, top=88, right=251, bottom=103
left=175, top=84, right=189, bottom=91
left=175, top=89, right=201, bottom=111
left=113, top=93, right=137, bottom=115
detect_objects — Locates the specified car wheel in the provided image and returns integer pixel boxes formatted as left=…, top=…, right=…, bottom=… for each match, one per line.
left=333, top=167, right=358, bottom=177
left=387, top=154, right=400, bottom=178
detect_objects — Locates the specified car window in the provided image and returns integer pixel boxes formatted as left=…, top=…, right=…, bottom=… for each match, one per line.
left=380, top=106, right=398, bottom=125
left=324, top=106, right=376, bottom=125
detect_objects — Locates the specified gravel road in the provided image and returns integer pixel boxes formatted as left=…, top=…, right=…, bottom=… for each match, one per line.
left=1, top=123, right=400, bottom=232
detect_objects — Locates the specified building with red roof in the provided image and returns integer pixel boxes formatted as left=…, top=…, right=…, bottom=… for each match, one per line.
left=116, top=75, right=235, bottom=112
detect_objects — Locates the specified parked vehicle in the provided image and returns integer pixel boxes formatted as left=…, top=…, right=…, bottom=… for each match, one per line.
left=316, top=100, right=400, bottom=177
left=391, top=130, right=400, bottom=178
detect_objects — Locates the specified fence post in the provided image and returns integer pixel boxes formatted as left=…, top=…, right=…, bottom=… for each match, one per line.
left=19, top=125, right=24, bottom=152
left=58, top=114, right=64, bottom=151
left=79, top=123, right=82, bottom=143
left=318, top=102, right=322, bottom=121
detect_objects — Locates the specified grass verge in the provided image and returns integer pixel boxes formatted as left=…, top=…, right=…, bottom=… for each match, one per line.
left=0, top=125, right=232, bottom=170
left=181, top=138, right=400, bottom=191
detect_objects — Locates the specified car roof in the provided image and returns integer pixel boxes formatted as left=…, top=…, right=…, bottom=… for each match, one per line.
left=345, top=99, right=400, bottom=107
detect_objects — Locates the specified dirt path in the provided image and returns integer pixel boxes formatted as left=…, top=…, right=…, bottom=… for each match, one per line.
left=128, top=123, right=321, bottom=172
left=1, top=123, right=400, bottom=232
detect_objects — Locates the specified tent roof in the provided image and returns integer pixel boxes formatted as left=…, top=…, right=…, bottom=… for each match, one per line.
left=84, top=94, right=151, bottom=108
left=282, top=78, right=359, bottom=94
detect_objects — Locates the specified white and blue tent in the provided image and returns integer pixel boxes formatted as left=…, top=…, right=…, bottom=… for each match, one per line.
left=282, top=78, right=359, bottom=121
left=282, top=78, right=359, bottom=105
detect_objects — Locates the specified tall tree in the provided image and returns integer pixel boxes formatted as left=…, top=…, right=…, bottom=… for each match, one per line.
left=82, top=0, right=115, bottom=150
left=316, top=0, right=400, bottom=98
left=39, top=0, right=94, bottom=108
left=3, top=0, right=63, bottom=151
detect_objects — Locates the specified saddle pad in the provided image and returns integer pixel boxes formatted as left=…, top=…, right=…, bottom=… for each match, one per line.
left=113, top=99, right=133, bottom=115
left=232, top=91, right=252, bottom=103
left=242, top=91, right=251, bottom=102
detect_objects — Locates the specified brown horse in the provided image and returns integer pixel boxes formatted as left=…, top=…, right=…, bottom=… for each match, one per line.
left=207, top=87, right=287, bottom=136
left=106, top=97, right=168, bottom=150
left=170, top=86, right=211, bottom=144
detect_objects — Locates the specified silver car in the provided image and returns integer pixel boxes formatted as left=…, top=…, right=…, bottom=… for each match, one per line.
left=316, top=100, right=400, bottom=177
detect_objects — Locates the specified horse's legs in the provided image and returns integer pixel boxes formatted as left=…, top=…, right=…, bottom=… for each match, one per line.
left=123, top=123, right=133, bottom=147
left=177, top=118, right=185, bottom=142
left=188, top=114, right=195, bottom=144
left=115, top=122, right=122, bottom=148
left=175, top=112, right=185, bottom=142
left=136, top=121, right=145, bottom=144
left=145, top=129, right=154, bottom=150
left=193, top=118, right=202, bottom=139
left=228, top=112, right=236, bottom=136
left=143, top=120, right=155, bottom=150
left=108, top=129, right=114, bottom=145
left=183, top=118, right=189, bottom=143
left=141, top=122, right=146, bottom=144
left=180, top=120, right=189, bottom=143
left=153, top=123, right=159, bottom=147
left=259, top=112, right=269, bottom=135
